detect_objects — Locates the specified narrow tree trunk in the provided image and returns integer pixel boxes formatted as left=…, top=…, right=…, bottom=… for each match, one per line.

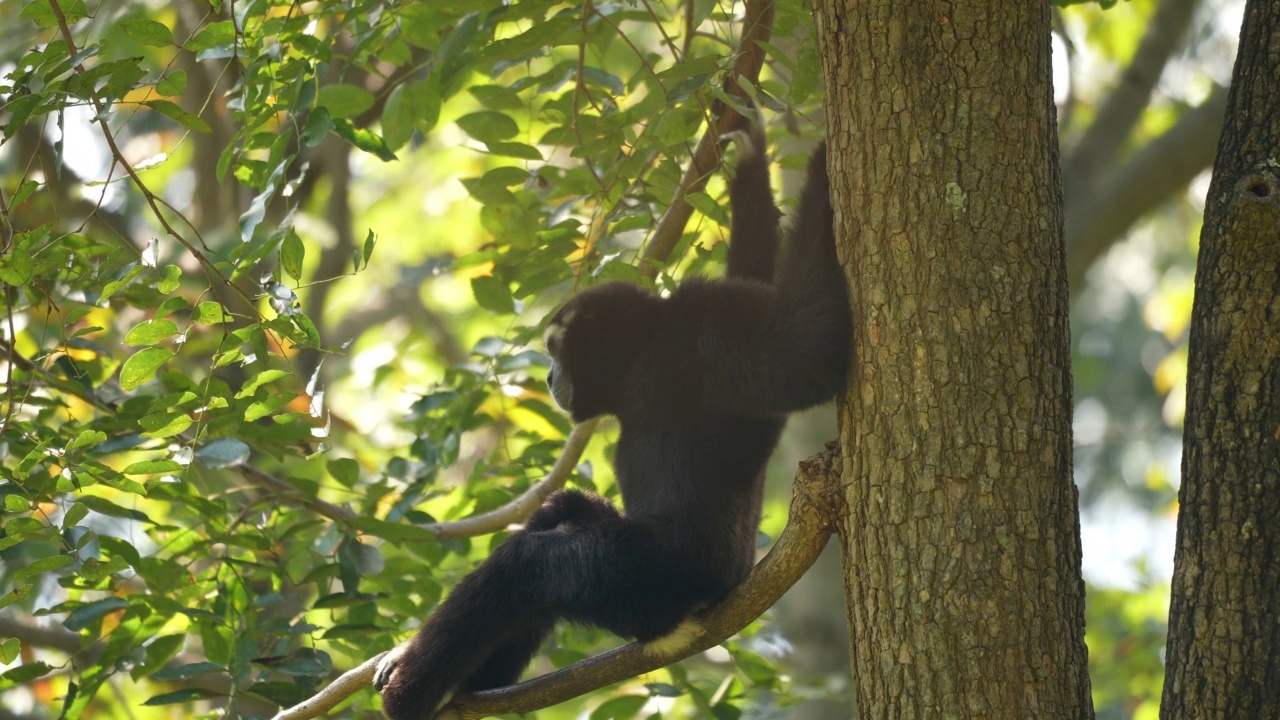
left=1161, top=2, right=1280, bottom=717
left=812, top=2, right=1094, bottom=716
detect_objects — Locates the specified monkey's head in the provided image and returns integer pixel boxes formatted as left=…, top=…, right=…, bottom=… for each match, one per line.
left=543, top=282, right=661, bottom=422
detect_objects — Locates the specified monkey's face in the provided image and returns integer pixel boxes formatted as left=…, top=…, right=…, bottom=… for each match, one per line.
left=542, top=305, right=577, bottom=415
left=543, top=283, right=657, bottom=422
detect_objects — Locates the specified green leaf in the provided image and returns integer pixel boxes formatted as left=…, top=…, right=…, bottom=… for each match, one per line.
left=470, top=276, right=515, bottom=314
left=122, top=18, right=172, bottom=47
left=63, top=597, right=129, bottom=631
left=382, top=79, right=441, bottom=150
left=16, top=555, right=74, bottom=582
left=330, top=118, right=397, bottom=161
left=246, top=680, right=312, bottom=706
left=139, top=412, right=193, bottom=438
left=155, top=296, right=189, bottom=317
left=121, top=460, right=183, bottom=475
left=0, top=247, right=33, bottom=285
left=120, top=348, right=173, bottom=390
left=11, top=180, right=39, bottom=208
left=359, top=229, right=376, bottom=271
left=345, top=517, right=439, bottom=543
left=327, top=458, right=359, bottom=487
left=156, top=70, right=187, bottom=96
left=19, top=0, right=87, bottom=28
left=303, top=107, right=331, bottom=147
left=590, top=694, right=648, bottom=720
left=100, top=263, right=142, bottom=303
left=151, top=662, right=226, bottom=682
left=0, top=662, right=50, bottom=691
left=144, top=100, right=212, bottom=134
left=134, top=635, right=184, bottom=679
left=281, top=228, right=304, bottom=281
left=62, top=503, right=88, bottom=528
left=237, top=369, right=289, bottom=398
left=192, top=301, right=232, bottom=324
left=124, top=318, right=179, bottom=347
left=485, top=141, right=543, bottom=160
left=316, top=84, right=375, bottom=119
left=195, top=438, right=250, bottom=469
left=0, top=638, right=19, bottom=664
left=244, top=393, right=292, bottom=422
left=185, top=21, right=234, bottom=52
left=143, top=688, right=222, bottom=706
left=5, top=495, right=28, bottom=512
left=456, top=111, right=519, bottom=144
left=66, top=430, right=106, bottom=452
left=469, top=84, right=524, bottom=111
left=436, top=11, right=480, bottom=77
left=158, top=264, right=182, bottom=293
left=77, top=495, right=151, bottom=523
left=200, top=623, right=232, bottom=665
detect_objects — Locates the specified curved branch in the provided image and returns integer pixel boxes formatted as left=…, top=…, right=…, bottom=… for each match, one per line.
left=1061, top=0, right=1200, bottom=198
left=421, top=418, right=600, bottom=540
left=270, top=448, right=842, bottom=720
left=1065, top=86, right=1227, bottom=289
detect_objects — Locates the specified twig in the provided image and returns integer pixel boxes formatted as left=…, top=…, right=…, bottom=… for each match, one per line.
left=421, top=418, right=599, bottom=540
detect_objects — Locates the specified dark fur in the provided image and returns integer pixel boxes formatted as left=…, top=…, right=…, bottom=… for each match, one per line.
left=375, top=125, right=850, bottom=720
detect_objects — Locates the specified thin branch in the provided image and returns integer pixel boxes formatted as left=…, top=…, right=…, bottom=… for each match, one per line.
left=1065, top=86, right=1227, bottom=289
left=0, top=614, right=83, bottom=655
left=1061, top=0, right=1200, bottom=198
left=236, top=464, right=358, bottom=523
left=270, top=448, right=842, bottom=720
left=421, top=418, right=599, bottom=540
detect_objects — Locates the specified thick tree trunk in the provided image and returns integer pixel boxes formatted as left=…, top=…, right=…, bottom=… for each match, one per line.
left=1160, top=2, right=1280, bottom=717
left=812, top=2, right=1094, bottom=716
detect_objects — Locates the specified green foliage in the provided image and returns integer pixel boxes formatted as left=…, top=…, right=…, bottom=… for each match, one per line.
left=0, top=0, right=826, bottom=716
left=1087, top=583, right=1169, bottom=719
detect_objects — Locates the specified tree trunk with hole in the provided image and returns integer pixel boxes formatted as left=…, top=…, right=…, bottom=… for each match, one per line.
left=1160, top=2, right=1280, bottom=717
left=812, top=1, right=1094, bottom=716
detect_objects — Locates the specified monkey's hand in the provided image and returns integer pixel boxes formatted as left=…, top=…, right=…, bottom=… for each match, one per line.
left=718, top=99, right=766, bottom=164
left=372, top=641, right=407, bottom=692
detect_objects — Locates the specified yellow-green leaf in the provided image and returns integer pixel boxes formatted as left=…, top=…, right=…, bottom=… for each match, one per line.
left=120, top=348, right=173, bottom=390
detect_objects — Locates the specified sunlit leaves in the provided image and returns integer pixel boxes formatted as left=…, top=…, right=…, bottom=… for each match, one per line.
left=156, top=70, right=187, bottom=95
left=470, top=276, right=516, bottom=314
left=330, top=118, right=397, bottom=161
left=120, top=347, right=173, bottom=390
left=143, top=99, right=211, bottom=134
left=0, top=0, right=836, bottom=716
left=19, top=0, right=88, bottom=28
left=122, top=18, right=172, bottom=47
left=0, top=247, right=33, bottom=285
left=62, top=597, right=129, bottom=632
left=456, top=111, right=519, bottom=144
left=382, top=78, right=442, bottom=150
left=124, top=318, right=179, bottom=346
left=195, top=438, right=250, bottom=469
left=280, top=228, right=305, bottom=281
left=316, top=84, right=375, bottom=119
left=185, top=20, right=235, bottom=55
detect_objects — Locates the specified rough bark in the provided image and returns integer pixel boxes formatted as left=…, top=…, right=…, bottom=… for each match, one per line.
left=1160, top=2, right=1280, bottom=717
left=811, top=1, right=1093, bottom=716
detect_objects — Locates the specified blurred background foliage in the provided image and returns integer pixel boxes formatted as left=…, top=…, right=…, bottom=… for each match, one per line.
left=0, top=0, right=1240, bottom=718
